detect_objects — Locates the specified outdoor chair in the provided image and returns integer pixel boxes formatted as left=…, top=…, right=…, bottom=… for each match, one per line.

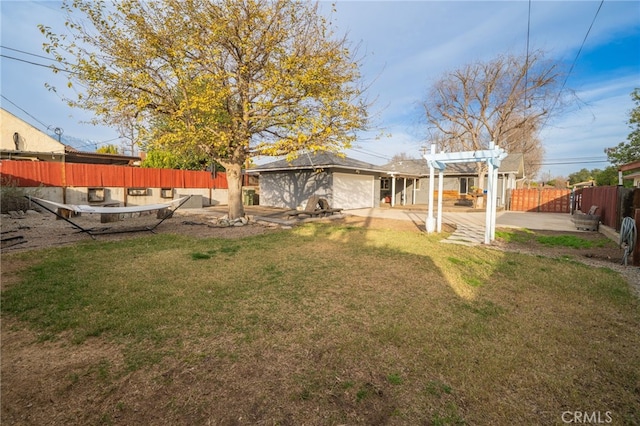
left=572, top=205, right=600, bottom=231
left=318, top=198, right=343, bottom=216
left=286, top=195, right=325, bottom=219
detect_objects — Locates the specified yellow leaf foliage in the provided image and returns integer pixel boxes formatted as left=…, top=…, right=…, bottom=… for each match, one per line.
left=43, top=0, right=370, bottom=170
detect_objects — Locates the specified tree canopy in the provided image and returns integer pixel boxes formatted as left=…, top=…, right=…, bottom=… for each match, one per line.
left=421, top=51, right=564, bottom=184
left=96, top=144, right=120, bottom=154
left=606, top=88, right=640, bottom=166
left=567, top=166, right=622, bottom=187
left=41, top=0, right=368, bottom=218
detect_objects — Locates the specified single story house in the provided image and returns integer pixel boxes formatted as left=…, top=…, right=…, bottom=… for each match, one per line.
left=249, top=152, right=386, bottom=210
left=250, top=151, right=525, bottom=210
left=382, top=153, right=525, bottom=208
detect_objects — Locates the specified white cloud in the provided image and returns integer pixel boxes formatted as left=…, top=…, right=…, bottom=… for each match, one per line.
left=1, top=0, right=638, bottom=170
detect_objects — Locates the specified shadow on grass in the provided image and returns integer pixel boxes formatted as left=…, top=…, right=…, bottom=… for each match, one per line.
left=1, top=223, right=639, bottom=425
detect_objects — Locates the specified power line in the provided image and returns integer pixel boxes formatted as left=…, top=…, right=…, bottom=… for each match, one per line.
left=347, top=147, right=391, bottom=161
left=1, top=94, right=51, bottom=129
left=559, top=0, right=604, bottom=96
left=540, top=0, right=604, bottom=131
left=1, top=45, right=78, bottom=71
left=1, top=45, right=55, bottom=62
left=535, top=160, right=609, bottom=166
left=0, top=54, right=75, bottom=74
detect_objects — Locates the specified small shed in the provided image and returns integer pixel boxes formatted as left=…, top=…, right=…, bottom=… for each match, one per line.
left=250, top=152, right=385, bottom=210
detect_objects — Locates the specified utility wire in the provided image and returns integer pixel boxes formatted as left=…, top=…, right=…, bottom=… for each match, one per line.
left=541, top=0, right=604, bottom=130
left=1, top=45, right=77, bottom=71
left=347, top=147, right=391, bottom=161
left=1, top=45, right=55, bottom=62
left=0, top=54, right=76, bottom=74
left=1, top=94, right=51, bottom=129
left=559, top=0, right=604, bottom=95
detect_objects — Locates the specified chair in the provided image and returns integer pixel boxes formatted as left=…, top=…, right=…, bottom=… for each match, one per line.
left=287, top=195, right=324, bottom=219
left=572, top=205, right=600, bottom=231
left=318, top=198, right=343, bottom=216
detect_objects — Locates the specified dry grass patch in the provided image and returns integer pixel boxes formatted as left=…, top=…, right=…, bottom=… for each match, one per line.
left=2, top=223, right=639, bottom=425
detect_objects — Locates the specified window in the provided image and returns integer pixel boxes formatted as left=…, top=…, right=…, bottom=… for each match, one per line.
left=414, top=179, right=421, bottom=190
left=127, top=188, right=149, bottom=196
left=459, top=177, right=474, bottom=194
left=381, top=178, right=391, bottom=190
left=88, top=188, right=105, bottom=202
left=160, top=188, right=173, bottom=199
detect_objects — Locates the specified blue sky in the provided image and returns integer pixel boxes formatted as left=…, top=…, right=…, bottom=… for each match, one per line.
left=1, top=0, right=639, bottom=179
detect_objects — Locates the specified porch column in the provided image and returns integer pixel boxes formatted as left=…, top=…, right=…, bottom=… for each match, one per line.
left=391, top=177, right=396, bottom=207
left=412, top=179, right=417, bottom=204
left=402, top=178, right=407, bottom=205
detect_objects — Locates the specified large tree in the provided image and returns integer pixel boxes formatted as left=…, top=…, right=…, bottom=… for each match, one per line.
left=421, top=51, right=563, bottom=187
left=606, top=88, right=640, bottom=166
left=41, top=0, right=368, bottom=218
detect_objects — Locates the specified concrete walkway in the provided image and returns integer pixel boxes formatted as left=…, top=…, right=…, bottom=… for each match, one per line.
left=346, top=207, right=601, bottom=246
left=188, top=204, right=616, bottom=246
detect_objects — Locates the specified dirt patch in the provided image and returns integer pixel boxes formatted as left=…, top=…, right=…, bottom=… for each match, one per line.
left=0, top=207, right=280, bottom=253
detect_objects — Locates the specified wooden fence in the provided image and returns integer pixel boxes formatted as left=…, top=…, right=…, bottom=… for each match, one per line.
left=0, top=160, right=227, bottom=189
left=573, top=186, right=637, bottom=230
left=509, top=188, right=571, bottom=213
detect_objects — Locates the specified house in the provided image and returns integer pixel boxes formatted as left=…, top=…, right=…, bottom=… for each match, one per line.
left=382, top=153, right=525, bottom=208
left=1, top=108, right=226, bottom=207
left=250, top=151, right=525, bottom=210
left=1, top=108, right=139, bottom=165
left=619, top=160, right=640, bottom=187
left=249, top=152, right=386, bottom=210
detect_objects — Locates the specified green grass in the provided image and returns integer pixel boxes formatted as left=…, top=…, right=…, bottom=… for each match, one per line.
left=535, top=234, right=610, bottom=248
left=496, top=228, right=614, bottom=249
left=2, top=223, right=639, bottom=425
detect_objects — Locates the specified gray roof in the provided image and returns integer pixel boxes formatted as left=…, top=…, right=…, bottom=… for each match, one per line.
left=383, top=153, right=524, bottom=177
left=251, top=151, right=384, bottom=173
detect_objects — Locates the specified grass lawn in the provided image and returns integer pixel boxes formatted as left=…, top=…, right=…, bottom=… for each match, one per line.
left=2, top=222, right=639, bottom=425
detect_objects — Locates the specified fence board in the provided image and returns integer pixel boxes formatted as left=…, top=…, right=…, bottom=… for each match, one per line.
left=509, top=188, right=570, bottom=213
left=0, top=160, right=228, bottom=189
left=0, top=161, right=64, bottom=186
left=577, top=186, right=618, bottom=228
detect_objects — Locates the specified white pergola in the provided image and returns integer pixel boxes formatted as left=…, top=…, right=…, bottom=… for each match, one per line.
left=423, top=142, right=508, bottom=244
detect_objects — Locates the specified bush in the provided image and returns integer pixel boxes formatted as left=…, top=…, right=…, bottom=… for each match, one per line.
left=0, top=177, right=39, bottom=214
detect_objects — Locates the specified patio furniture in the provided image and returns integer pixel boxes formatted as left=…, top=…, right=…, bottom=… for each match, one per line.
left=318, top=198, right=343, bottom=216
left=287, top=195, right=325, bottom=219
left=572, top=205, right=600, bottom=231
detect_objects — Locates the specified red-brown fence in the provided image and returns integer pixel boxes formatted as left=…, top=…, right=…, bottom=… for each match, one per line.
left=0, top=160, right=227, bottom=189
left=509, top=188, right=571, bottom=213
left=574, top=186, right=620, bottom=229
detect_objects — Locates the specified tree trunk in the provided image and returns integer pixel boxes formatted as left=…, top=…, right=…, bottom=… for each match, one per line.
left=225, top=162, right=245, bottom=220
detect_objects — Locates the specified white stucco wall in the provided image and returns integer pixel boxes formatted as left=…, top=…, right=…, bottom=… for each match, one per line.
left=1, top=109, right=65, bottom=154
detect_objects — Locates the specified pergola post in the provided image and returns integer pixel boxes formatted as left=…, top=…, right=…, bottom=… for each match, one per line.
left=426, top=145, right=437, bottom=233
left=437, top=168, right=444, bottom=232
left=423, top=142, right=507, bottom=243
